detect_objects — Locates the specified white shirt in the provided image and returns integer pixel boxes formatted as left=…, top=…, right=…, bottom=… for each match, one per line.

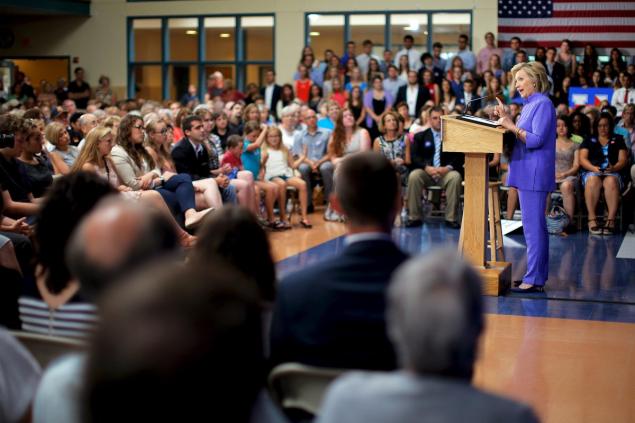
left=395, top=48, right=422, bottom=72
left=265, top=84, right=275, bottom=110
left=344, top=232, right=393, bottom=246
left=406, top=84, right=419, bottom=117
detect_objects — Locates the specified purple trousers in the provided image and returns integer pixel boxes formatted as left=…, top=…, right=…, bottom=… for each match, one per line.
left=519, top=189, right=549, bottom=286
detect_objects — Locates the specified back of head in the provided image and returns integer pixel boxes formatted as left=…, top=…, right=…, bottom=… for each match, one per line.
left=83, top=261, right=264, bottom=423
left=335, top=151, right=398, bottom=230
left=387, top=250, right=483, bottom=380
left=190, top=206, right=275, bottom=303
left=35, top=172, right=118, bottom=294
left=66, top=198, right=178, bottom=302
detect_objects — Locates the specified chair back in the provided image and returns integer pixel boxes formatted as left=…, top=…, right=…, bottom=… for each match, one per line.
left=268, top=362, right=344, bottom=416
left=10, top=331, right=87, bottom=368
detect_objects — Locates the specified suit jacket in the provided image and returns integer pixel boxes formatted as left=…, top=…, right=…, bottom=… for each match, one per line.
left=395, top=85, right=431, bottom=117
left=317, top=371, right=539, bottom=423
left=270, top=238, right=408, bottom=371
left=260, top=84, right=282, bottom=119
left=507, top=93, right=556, bottom=192
left=171, top=137, right=211, bottom=181
left=411, top=128, right=464, bottom=176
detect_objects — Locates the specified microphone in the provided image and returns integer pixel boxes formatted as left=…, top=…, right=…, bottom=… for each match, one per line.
left=464, top=92, right=502, bottom=115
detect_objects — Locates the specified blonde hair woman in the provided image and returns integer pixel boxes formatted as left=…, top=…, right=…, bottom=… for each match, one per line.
left=72, top=126, right=195, bottom=247
left=45, top=121, right=78, bottom=175
left=494, top=61, right=555, bottom=293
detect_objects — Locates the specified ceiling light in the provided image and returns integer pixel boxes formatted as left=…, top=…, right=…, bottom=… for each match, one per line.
left=186, top=30, right=197, bottom=35
left=310, top=32, right=320, bottom=36
left=220, top=33, right=231, bottom=38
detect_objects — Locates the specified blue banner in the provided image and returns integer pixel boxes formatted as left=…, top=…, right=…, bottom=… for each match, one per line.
left=568, top=87, right=614, bottom=108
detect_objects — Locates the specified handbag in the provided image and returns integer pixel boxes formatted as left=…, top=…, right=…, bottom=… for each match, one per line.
left=546, top=204, right=569, bottom=234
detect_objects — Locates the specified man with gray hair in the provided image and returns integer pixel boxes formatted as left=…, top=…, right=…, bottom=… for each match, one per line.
left=318, top=250, right=539, bottom=423
left=76, top=113, right=98, bottom=150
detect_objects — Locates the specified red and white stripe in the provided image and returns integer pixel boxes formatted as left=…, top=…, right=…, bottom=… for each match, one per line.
left=498, top=0, right=635, bottom=54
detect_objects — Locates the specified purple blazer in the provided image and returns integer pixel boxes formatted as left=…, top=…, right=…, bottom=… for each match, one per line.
left=363, top=90, right=394, bottom=128
left=507, top=93, right=556, bottom=192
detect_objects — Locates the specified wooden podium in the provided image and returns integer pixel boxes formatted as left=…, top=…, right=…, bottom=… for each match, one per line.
left=441, top=115, right=512, bottom=296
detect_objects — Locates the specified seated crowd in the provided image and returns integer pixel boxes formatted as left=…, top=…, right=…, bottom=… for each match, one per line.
left=0, top=33, right=634, bottom=422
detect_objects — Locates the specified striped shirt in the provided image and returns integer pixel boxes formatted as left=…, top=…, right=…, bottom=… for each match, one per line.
left=18, top=297, right=98, bottom=339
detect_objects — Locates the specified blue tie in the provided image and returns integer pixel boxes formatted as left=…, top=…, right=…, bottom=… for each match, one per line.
left=433, top=133, right=441, bottom=168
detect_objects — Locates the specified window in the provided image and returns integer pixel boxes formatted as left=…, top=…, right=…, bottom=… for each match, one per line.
left=350, top=14, right=386, bottom=54
left=390, top=14, right=428, bottom=55
left=205, top=17, right=235, bottom=61
left=132, top=19, right=161, bottom=62
left=432, top=13, right=471, bottom=58
left=306, top=11, right=471, bottom=62
left=128, top=14, right=274, bottom=100
left=307, top=14, right=345, bottom=58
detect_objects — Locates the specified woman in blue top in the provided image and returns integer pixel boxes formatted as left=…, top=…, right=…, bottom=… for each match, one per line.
left=579, top=113, right=629, bottom=235
left=495, top=61, right=556, bottom=293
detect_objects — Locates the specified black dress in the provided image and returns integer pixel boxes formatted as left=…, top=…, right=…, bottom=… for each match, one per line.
left=368, top=97, right=387, bottom=141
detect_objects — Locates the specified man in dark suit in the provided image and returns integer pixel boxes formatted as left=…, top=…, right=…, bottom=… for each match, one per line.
left=260, top=70, right=281, bottom=121
left=270, top=152, right=408, bottom=371
left=317, top=251, right=540, bottom=423
left=405, top=106, right=464, bottom=228
left=395, top=70, right=431, bottom=119
left=171, top=115, right=236, bottom=204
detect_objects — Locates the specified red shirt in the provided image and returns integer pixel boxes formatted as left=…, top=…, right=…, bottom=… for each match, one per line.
left=295, top=79, right=312, bottom=103
left=221, top=151, right=242, bottom=168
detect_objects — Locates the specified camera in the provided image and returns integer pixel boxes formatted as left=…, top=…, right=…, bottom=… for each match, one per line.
left=0, top=133, right=15, bottom=149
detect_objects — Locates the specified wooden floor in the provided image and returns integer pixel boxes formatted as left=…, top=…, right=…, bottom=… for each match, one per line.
left=268, top=212, right=635, bottom=423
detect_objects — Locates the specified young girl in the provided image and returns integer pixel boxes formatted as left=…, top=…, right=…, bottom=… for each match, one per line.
left=242, top=121, right=283, bottom=230
left=261, top=126, right=311, bottom=229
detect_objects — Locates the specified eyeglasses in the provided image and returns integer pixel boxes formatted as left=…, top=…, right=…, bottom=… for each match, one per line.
left=155, top=128, right=169, bottom=135
left=133, top=125, right=145, bottom=131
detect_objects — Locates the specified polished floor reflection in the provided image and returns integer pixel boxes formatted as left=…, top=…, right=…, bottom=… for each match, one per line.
left=272, top=218, right=635, bottom=423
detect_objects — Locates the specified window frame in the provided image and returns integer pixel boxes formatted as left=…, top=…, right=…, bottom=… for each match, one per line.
left=127, top=13, right=276, bottom=101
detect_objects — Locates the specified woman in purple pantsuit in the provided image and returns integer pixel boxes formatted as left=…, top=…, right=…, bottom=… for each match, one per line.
left=495, top=62, right=556, bottom=293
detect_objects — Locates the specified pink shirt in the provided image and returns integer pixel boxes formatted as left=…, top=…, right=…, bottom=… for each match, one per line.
left=477, top=46, right=503, bottom=74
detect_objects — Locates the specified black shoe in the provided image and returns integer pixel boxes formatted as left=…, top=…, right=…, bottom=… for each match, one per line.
left=513, top=280, right=523, bottom=287
left=444, top=220, right=460, bottom=229
left=405, top=219, right=423, bottom=228
left=510, top=284, right=545, bottom=293
left=307, top=205, right=314, bottom=213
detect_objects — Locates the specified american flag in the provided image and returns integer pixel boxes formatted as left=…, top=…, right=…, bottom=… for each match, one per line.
left=498, top=0, right=635, bottom=55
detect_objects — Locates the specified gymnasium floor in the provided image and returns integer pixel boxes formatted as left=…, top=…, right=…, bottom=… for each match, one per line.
left=270, top=215, right=635, bottom=423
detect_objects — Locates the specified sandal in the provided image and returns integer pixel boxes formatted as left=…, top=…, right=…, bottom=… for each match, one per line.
left=588, top=218, right=603, bottom=236
left=281, top=220, right=292, bottom=230
left=268, top=220, right=286, bottom=231
left=603, top=219, right=616, bottom=235
left=300, top=219, right=312, bottom=229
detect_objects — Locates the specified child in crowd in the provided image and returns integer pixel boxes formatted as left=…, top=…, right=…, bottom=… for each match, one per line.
left=261, top=126, right=311, bottom=229
left=241, top=122, right=283, bottom=230
left=220, top=135, right=243, bottom=179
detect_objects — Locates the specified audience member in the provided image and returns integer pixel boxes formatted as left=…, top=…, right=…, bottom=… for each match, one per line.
left=405, top=106, right=463, bottom=228
left=0, top=328, right=41, bottom=423
left=395, top=35, right=421, bottom=72
left=447, top=34, right=476, bottom=73
left=270, top=152, right=408, bottom=370
left=19, top=172, right=117, bottom=338
left=262, top=126, right=311, bottom=228
left=579, top=113, right=629, bottom=235
left=67, top=67, right=91, bottom=110
left=317, top=251, right=539, bottom=423
left=294, top=108, right=334, bottom=213
left=396, top=70, right=431, bottom=118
